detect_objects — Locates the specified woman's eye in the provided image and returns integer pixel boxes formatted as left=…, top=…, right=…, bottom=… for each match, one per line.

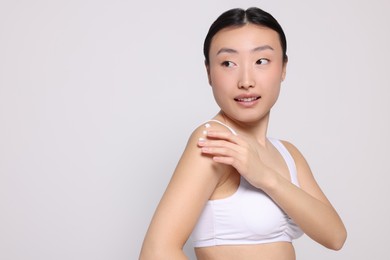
left=256, top=58, right=270, bottom=65
left=221, top=61, right=235, bottom=67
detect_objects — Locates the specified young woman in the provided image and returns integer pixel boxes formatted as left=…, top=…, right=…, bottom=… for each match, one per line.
left=139, top=7, right=347, bottom=260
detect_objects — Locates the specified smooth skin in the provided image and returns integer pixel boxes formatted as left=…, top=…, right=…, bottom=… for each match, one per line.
left=139, top=24, right=347, bottom=260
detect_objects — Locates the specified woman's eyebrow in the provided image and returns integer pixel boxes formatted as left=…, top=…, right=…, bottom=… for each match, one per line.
left=252, top=45, right=274, bottom=52
left=216, top=48, right=237, bottom=55
left=216, top=45, right=274, bottom=55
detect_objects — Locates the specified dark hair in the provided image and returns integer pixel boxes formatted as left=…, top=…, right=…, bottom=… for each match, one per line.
left=203, top=7, right=288, bottom=65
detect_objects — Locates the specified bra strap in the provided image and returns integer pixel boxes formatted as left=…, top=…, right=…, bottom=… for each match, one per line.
left=206, top=119, right=238, bottom=136
left=268, top=138, right=300, bottom=187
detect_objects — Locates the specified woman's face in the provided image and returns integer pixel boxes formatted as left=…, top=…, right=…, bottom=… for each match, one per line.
left=207, top=23, right=287, bottom=124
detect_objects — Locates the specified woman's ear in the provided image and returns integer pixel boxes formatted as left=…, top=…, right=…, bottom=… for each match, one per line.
left=281, top=59, right=288, bottom=82
left=205, top=61, right=212, bottom=85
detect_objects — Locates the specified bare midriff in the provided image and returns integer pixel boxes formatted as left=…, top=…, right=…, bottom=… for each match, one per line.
left=195, top=242, right=295, bottom=260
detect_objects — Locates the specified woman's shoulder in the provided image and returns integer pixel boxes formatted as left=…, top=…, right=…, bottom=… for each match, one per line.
left=278, top=139, right=307, bottom=163
left=178, top=120, right=233, bottom=181
left=191, top=119, right=236, bottom=138
left=187, top=119, right=237, bottom=144
left=278, top=139, right=314, bottom=186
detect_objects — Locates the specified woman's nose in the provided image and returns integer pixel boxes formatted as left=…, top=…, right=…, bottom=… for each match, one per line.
left=238, top=66, right=255, bottom=89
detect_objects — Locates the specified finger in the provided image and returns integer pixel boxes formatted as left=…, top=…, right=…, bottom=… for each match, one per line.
left=200, top=146, right=238, bottom=158
left=212, top=156, right=235, bottom=166
left=205, top=130, right=242, bottom=144
left=197, top=138, right=238, bottom=150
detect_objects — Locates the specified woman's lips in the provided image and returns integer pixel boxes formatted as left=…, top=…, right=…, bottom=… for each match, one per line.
left=234, top=96, right=261, bottom=102
left=234, top=95, right=261, bottom=107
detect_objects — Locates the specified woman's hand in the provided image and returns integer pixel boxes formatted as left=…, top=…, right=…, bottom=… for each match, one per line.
left=197, top=129, right=275, bottom=189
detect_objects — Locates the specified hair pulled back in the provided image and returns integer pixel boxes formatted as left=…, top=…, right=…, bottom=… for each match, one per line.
left=203, top=7, right=288, bottom=65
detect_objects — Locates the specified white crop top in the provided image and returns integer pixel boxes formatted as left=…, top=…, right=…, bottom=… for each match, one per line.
left=191, top=120, right=304, bottom=247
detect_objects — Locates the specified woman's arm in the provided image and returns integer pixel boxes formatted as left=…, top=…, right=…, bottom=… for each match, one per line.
left=198, top=130, right=347, bottom=250
left=139, top=126, right=227, bottom=260
left=268, top=140, right=347, bottom=250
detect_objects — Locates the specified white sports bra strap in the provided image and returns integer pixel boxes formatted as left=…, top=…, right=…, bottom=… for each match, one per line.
left=207, top=119, right=238, bottom=136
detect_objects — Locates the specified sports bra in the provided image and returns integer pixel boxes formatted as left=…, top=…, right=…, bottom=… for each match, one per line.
left=191, top=120, right=304, bottom=247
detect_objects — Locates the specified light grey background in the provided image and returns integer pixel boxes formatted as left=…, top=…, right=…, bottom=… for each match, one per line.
left=0, top=0, right=389, bottom=259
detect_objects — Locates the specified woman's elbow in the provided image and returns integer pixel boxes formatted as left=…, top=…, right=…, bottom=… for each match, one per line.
left=139, top=240, right=160, bottom=260
left=139, top=247, right=165, bottom=260
left=139, top=242, right=187, bottom=260
left=139, top=242, right=170, bottom=260
left=326, top=227, right=347, bottom=251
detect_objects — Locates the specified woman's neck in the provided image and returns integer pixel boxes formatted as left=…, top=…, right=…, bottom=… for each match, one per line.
left=214, top=111, right=270, bottom=146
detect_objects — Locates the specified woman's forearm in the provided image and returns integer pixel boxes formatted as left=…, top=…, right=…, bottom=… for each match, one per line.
left=264, top=174, right=347, bottom=250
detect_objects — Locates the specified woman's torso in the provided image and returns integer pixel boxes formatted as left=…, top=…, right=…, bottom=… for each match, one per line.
left=192, top=120, right=302, bottom=260
left=195, top=242, right=296, bottom=260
